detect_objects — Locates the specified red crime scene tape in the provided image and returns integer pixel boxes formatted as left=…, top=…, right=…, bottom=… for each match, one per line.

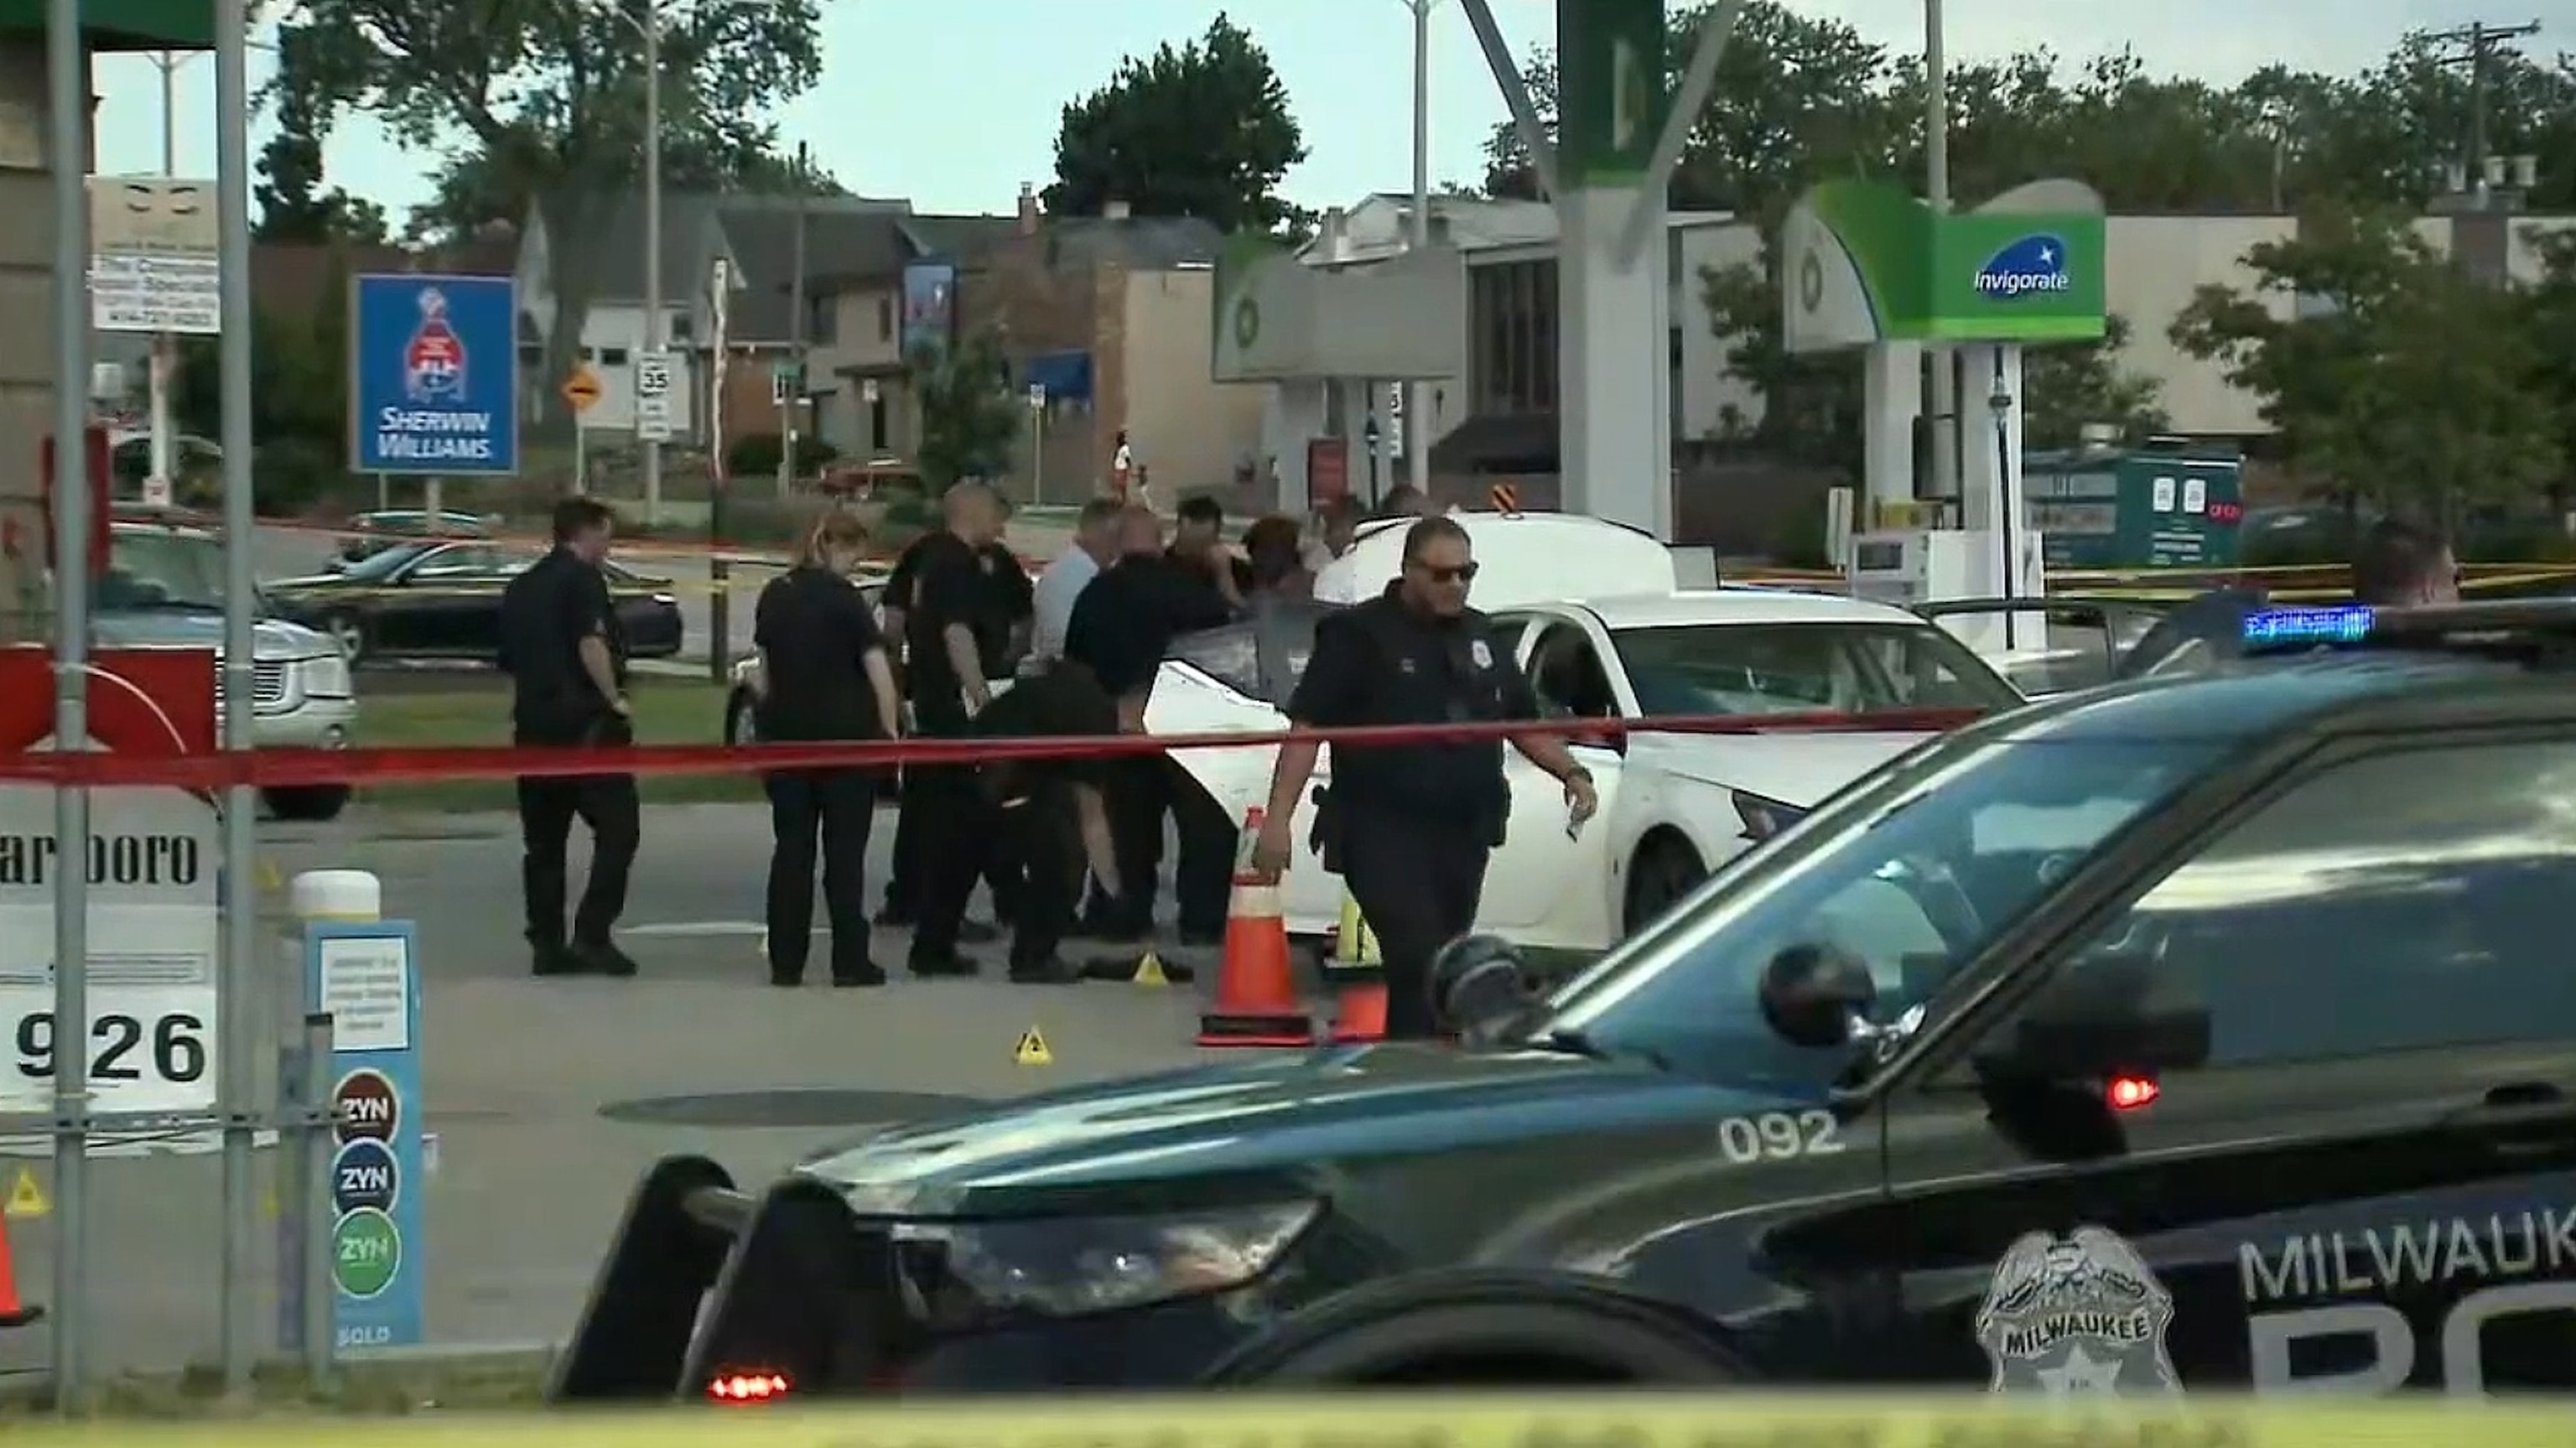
left=0, top=709, right=1986, bottom=791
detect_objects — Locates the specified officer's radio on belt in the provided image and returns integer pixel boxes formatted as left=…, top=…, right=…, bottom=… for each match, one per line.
left=1254, top=516, right=1597, bottom=1041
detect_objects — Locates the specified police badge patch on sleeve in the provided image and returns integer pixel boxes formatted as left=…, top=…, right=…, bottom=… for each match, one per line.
left=1470, top=639, right=1493, bottom=669
left=1976, top=1227, right=2182, bottom=1395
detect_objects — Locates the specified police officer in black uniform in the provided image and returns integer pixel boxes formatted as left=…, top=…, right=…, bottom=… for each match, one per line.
left=1249, top=516, right=1598, bottom=1038
left=877, top=495, right=1028, bottom=937
left=1064, top=504, right=1237, bottom=942
left=496, top=496, right=641, bottom=978
left=750, top=511, right=903, bottom=988
left=898, top=481, right=1021, bottom=977
left=913, top=659, right=1125, bottom=983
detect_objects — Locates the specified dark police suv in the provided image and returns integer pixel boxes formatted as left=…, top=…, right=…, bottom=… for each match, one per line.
left=555, top=602, right=2576, bottom=1402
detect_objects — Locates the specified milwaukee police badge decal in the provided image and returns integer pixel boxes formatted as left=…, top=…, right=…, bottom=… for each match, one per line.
left=1976, top=1227, right=2182, bottom=1394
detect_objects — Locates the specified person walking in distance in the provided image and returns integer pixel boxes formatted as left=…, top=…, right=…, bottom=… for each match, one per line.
left=750, top=511, right=902, bottom=988
left=1249, top=516, right=1598, bottom=1038
left=496, top=496, right=642, bottom=978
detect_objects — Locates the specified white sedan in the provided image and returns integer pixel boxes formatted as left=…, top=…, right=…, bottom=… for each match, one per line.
left=1150, top=515, right=2023, bottom=951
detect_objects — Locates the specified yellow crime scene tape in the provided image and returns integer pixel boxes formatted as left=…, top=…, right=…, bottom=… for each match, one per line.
left=3, top=1395, right=2568, bottom=1447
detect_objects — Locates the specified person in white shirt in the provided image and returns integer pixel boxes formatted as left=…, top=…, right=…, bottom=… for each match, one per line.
left=1026, top=496, right=1124, bottom=672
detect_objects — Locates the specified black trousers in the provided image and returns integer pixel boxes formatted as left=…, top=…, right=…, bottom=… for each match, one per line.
left=1096, top=755, right=1233, bottom=938
left=917, top=781, right=1082, bottom=969
left=517, top=772, right=641, bottom=949
left=1337, top=803, right=1491, bottom=1040
left=764, top=766, right=880, bottom=980
left=888, top=720, right=1020, bottom=924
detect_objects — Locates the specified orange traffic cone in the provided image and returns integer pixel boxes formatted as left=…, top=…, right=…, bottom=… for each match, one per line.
left=1196, top=808, right=1314, bottom=1048
left=1325, top=885, right=1387, bottom=1043
left=0, top=1207, right=40, bottom=1329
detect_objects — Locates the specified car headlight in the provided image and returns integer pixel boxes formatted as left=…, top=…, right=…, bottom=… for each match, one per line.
left=890, top=1200, right=1317, bottom=1322
left=651, top=592, right=677, bottom=606
left=1732, top=788, right=1807, bottom=843
left=300, top=652, right=352, bottom=698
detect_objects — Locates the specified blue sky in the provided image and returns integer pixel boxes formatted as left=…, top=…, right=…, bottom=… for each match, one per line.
left=89, top=0, right=2526, bottom=222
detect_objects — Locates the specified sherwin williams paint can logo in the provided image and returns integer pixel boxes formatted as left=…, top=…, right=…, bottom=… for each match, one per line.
left=1974, top=233, right=2073, bottom=299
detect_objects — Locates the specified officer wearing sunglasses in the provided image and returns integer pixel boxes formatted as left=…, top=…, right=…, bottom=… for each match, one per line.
left=1249, top=516, right=1598, bottom=1039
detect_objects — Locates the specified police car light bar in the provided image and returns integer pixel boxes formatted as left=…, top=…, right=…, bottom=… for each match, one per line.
left=2239, top=600, right=2576, bottom=660
left=2240, top=606, right=2376, bottom=648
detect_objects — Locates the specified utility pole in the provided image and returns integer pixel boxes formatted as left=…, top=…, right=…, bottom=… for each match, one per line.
left=2432, top=19, right=2541, bottom=210
left=780, top=143, right=809, bottom=499
left=149, top=53, right=183, bottom=507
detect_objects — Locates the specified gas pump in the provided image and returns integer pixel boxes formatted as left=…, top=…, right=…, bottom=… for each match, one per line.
left=1777, top=177, right=2103, bottom=663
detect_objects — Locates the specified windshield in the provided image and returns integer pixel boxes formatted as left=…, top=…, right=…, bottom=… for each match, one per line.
left=1611, top=621, right=2021, bottom=717
left=94, top=530, right=228, bottom=612
left=1534, top=720, right=2228, bottom=1092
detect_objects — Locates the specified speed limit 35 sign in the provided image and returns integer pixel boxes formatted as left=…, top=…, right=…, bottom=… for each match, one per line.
left=0, top=647, right=222, bottom=1125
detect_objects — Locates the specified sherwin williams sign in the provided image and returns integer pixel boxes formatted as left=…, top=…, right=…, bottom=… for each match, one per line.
left=1783, top=179, right=2106, bottom=352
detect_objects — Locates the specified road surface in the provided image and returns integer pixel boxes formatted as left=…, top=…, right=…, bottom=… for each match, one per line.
left=0, top=794, right=1299, bottom=1378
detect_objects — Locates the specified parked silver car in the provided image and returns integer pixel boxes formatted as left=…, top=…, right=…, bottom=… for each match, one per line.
left=99, top=521, right=357, bottom=821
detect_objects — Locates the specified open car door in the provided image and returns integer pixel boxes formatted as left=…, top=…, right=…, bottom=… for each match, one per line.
left=1144, top=600, right=1348, bottom=936
left=1914, top=595, right=2168, bottom=698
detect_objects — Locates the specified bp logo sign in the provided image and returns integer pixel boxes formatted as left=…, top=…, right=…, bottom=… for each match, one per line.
left=1232, top=293, right=1260, bottom=350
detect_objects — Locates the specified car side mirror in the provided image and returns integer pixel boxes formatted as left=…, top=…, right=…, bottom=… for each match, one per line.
left=1995, top=952, right=2210, bottom=1080
left=1758, top=942, right=1878, bottom=1049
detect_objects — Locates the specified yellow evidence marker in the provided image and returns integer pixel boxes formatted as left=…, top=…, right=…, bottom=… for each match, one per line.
left=5, top=1167, right=49, bottom=1219
left=1013, top=1027, right=1054, bottom=1067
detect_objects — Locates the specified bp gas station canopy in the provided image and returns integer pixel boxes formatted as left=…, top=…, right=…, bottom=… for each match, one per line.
left=0, top=0, right=215, bottom=48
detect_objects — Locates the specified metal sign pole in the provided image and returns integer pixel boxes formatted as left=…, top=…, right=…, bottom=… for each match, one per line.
left=213, top=0, right=260, bottom=1392
left=44, top=0, right=92, bottom=1402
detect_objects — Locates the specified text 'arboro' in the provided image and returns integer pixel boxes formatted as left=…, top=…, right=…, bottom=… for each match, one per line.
left=0, top=832, right=203, bottom=887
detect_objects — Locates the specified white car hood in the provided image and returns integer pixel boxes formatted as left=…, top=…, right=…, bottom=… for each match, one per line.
left=1628, top=729, right=1929, bottom=807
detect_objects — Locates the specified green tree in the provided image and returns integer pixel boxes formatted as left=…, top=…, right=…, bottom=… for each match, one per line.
left=274, top=0, right=827, bottom=424
left=2021, top=314, right=2169, bottom=449
left=254, top=37, right=387, bottom=244
left=1046, top=13, right=1307, bottom=235
left=910, top=331, right=1023, bottom=490
left=174, top=259, right=356, bottom=514
left=406, top=121, right=844, bottom=246
left=2171, top=206, right=2560, bottom=524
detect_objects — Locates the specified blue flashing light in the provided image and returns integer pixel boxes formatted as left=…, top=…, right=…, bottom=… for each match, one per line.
left=2241, top=605, right=2376, bottom=647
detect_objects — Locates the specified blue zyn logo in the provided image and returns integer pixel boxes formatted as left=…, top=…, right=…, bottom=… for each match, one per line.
left=1974, top=233, right=2073, bottom=300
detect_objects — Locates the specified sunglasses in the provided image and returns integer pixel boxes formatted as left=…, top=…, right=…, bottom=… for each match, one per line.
left=1410, top=560, right=1478, bottom=584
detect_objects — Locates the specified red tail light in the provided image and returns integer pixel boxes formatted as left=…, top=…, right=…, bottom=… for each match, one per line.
left=707, top=1371, right=791, bottom=1403
left=2106, top=1076, right=2160, bottom=1112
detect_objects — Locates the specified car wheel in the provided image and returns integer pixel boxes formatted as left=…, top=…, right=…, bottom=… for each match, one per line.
left=1623, top=833, right=1706, bottom=936
left=1199, top=1269, right=1745, bottom=1387
left=323, top=610, right=368, bottom=664
left=263, top=785, right=351, bottom=823
left=725, top=690, right=758, bottom=745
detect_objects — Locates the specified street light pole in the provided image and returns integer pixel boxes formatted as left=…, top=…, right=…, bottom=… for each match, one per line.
left=641, top=0, right=666, bottom=525
left=151, top=53, right=181, bottom=504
